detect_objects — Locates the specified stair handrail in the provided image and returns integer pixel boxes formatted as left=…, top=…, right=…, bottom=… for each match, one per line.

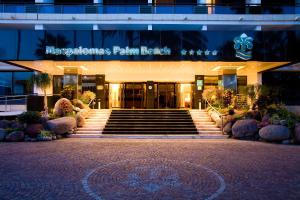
left=203, top=98, right=225, bottom=134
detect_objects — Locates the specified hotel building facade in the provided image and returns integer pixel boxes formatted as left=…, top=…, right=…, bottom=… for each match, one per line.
left=0, top=0, right=299, bottom=110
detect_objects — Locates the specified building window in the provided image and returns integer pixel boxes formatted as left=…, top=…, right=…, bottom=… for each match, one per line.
left=53, top=75, right=64, bottom=95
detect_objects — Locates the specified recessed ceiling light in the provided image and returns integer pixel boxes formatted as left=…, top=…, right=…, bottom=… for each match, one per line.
left=212, top=66, right=221, bottom=71
left=80, top=66, right=88, bottom=71
left=56, top=65, right=64, bottom=70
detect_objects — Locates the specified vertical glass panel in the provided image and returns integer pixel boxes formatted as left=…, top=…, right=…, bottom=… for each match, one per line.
left=179, top=83, right=192, bottom=108
left=223, top=74, right=237, bottom=92
left=109, top=83, right=121, bottom=108
left=13, top=72, right=33, bottom=95
left=53, top=75, right=64, bottom=95
left=82, top=75, right=96, bottom=94
left=19, top=31, right=44, bottom=60
left=0, top=31, right=18, bottom=60
left=75, top=31, right=93, bottom=60
left=0, top=72, right=12, bottom=96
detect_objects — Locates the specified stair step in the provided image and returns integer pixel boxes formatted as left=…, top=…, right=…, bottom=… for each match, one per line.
left=198, top=130, right=223, bottom=134
left=76, top=130, right=102, bottom=134
left=102, top=130, right=199, bottom=134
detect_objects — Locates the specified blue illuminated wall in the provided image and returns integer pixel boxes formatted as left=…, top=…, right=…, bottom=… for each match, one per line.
left=0, top=30, right=299, bottom=62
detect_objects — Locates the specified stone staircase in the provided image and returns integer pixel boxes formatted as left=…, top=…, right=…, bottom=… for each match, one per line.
left=102, top=109, right=198, bottom=135
left=71, top=109, right=225, bottom=139
left=72, top=109, right=111, bottom=138
left=189, top=109, right=223, bottom=135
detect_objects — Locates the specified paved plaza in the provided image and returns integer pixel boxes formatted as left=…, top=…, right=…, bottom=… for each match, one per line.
left=0, top=139, right=300, bottom=200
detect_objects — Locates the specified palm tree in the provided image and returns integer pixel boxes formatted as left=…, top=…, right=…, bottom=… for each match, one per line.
left=29, top=73, right=52, bottom=116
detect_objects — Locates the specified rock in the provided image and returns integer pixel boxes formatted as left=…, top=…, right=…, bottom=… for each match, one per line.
left=47, top=117, right=76, bottom=135
left=210, top=112, right=220, bottom=123
left=53, top=98, right=74, bottom=117
left=78, top=109, right=89, bottom=119
left=25, top=123, right=43, bottom=138
left=295, top=123, right=300, bottom=143
left=232, top=119, right=258, bottom=139
left=282, top=140, right=291, bottom=145
left=5, top=131, right=24, bottom=142
left=0, top=120, right=11, bottom=129
left=56, top=135, right=63, bottom=139
left=72, top=99, right=85, bottom=109
left=223, top=122, right=232, bottom=135
left=259, top=125, right=290, bottom=142
left=76, top=113, right=85, bottom=127
left=36, top=134, right=52, bottom=141
left=10, top=121, right=24, bottom=130
left=24, top=135, right=37, bottom=142
left=262, top=114, right=271, bottom=123
left=0, top=128, right=7, bottom=141
left=280, top=120, right=288, bottom=127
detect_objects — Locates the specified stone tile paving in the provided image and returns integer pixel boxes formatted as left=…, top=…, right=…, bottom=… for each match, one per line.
left=0, top=139, right=300, bottom=200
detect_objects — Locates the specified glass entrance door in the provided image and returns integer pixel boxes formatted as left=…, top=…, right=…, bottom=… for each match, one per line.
left=157, top=83, right=176, bottom=109
left=123, top=83, right=145, bottom=109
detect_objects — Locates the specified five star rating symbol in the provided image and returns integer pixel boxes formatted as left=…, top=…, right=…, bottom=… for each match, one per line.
left=181, top=49, right=187, bottom=56
left=189, top=50, right=195, bottom=55
left=181, top=49, right=218, bottom=56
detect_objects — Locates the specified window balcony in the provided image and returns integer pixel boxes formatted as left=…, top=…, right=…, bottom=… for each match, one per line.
left=0, top=4, right=299, bottom=15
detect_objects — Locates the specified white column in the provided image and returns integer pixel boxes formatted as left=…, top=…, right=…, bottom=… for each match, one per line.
left=257, top=73, right=262, bottom=85
left=35, top=0, right=54, bottom=3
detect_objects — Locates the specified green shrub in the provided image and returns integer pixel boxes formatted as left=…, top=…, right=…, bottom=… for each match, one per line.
left=40, top=130, right=53, bottom=137
left=267, top=104, right=298, bottom=129
left=79, top=91, right=96, bottom=104
left=18, top=111, right=41, bottom=124
left=60, top=85, right=76, bottom=100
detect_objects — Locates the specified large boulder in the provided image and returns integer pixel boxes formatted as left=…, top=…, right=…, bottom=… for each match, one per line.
left=232, top=119, right=258, bottom=138
left=0, top=120, right=11, bottom=129
left=295, top=123, right=300, bottom=143
left=76, top=113, right=85, bottom=127
left=25, top=123, right=43, bottom=138
left=53, top=98, right=74, bottom=117
left=78, top=109, right=90, bottom=119
left=259, top=125, right=290, bottom=142
left=5, top=131, right=24, bottom=142
left=223, top=122, right=233, bottom=135
left=72, top=99, right=85, bottom=109
left=10, top=120, right=24, bottom=130
left=0, top=128, right=7, bottom=141
left=47, top=117, right=76, bottom=135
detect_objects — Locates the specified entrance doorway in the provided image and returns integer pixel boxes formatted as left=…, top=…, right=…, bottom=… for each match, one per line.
left=157, top=83, right=176, bottom=109
left=123, top=83, right=146, bottom=109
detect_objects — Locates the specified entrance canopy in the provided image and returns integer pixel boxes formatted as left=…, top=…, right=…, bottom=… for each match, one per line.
left=9, top=60, right=289, bottom=84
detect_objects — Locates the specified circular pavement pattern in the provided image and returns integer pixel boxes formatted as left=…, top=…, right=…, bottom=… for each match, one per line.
left=82, top=159, right=226, bottom=200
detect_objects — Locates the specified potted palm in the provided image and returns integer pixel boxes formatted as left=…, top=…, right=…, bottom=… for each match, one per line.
left=29, top=73, right=52, bottom=117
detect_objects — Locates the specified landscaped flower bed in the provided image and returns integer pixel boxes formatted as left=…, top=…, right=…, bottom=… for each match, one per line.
left=204, top=84, right=300, bottom=145
left=0, top=95, right=93, bottom=142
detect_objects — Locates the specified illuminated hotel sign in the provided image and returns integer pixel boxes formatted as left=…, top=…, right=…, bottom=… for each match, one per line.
left=233, top=33, right=253, bottom=60
left=46, top=46, right=171, bottom=57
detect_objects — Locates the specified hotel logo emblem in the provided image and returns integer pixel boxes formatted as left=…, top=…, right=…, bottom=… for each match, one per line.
left=233, top=33, right=253, bottom=60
